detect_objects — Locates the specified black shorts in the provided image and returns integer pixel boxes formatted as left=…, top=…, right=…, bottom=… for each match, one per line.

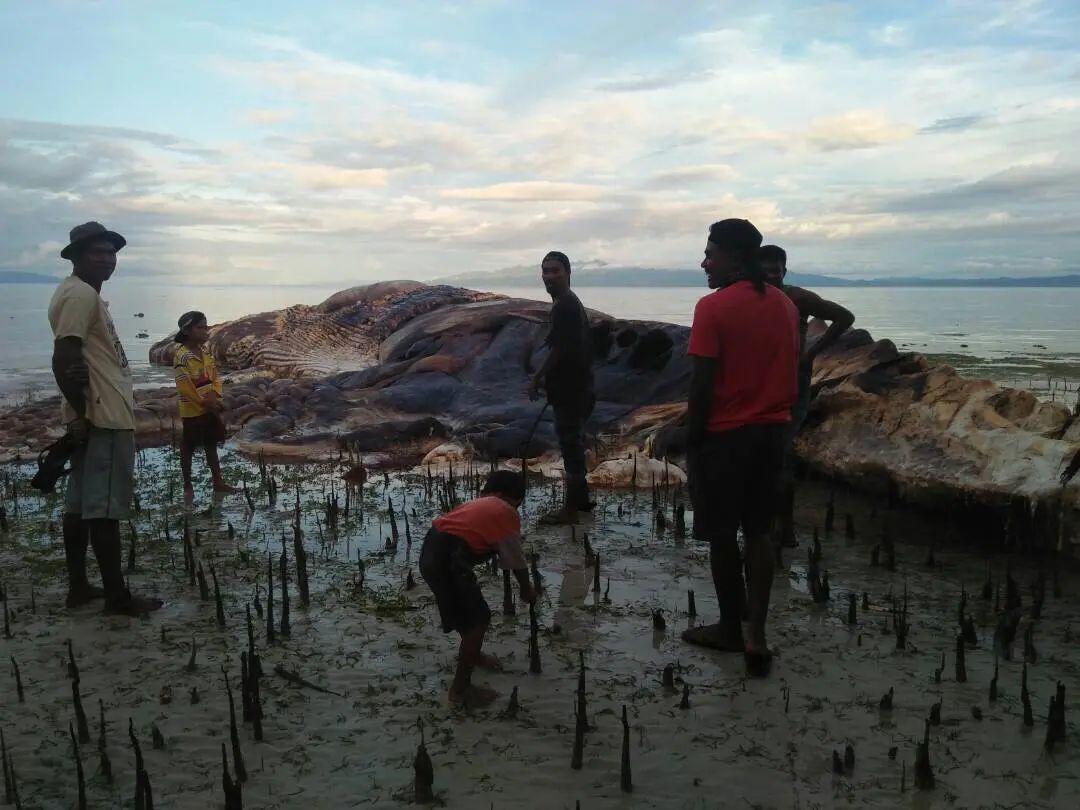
left=419, top=528, right=492, bottom=634
left=692, top=423, right=786, bottom=541
left=182, top=412, right=226, bottom=449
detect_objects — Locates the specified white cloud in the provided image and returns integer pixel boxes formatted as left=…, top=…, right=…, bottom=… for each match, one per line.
left=2, top=0, right=1080, bottom=283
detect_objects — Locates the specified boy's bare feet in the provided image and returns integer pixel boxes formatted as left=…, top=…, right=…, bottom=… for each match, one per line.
left=104, top=592, right=165, bottom=617
left=538, top=506, right=579, bottom=526
left=744, top=643, right=774, bottom=677
left=476, top=653, right=503, bottom=671
left=449, top=684, right=499, bottom=708
left=681, top=622, right=745, bottom=652
left=65, top=585, right=106, bottom=609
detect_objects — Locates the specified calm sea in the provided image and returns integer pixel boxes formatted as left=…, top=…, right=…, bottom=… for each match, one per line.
left=2, top=280, right=1079, bottom=408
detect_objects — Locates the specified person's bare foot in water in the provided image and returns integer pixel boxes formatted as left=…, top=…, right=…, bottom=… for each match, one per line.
left=213, top=482, right=241, bottom=494
left=476, top=653, right=503, bottom=671
left=449, top=684, right=499, bottom=708
left=538, top=505, right=579, bottom=526
left=103, top=591, right=165, bottom=617
left=744, top=638, right=774, bottom=677
left=682, top=622, right=746, bottom=652
left=65, top=585, right=106, bottom=609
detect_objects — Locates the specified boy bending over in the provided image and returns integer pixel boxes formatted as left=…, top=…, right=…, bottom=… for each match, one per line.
left=419, top=470, right=536, bottom=707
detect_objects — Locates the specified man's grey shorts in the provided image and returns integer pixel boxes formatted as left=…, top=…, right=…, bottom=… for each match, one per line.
left=65, top=428, right=136, bottom=521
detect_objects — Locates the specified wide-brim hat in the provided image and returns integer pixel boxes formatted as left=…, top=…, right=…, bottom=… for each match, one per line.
left=60, top=221, right=127, bottom=260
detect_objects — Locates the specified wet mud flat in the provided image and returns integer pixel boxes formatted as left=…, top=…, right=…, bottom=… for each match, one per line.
left=0, top=447, right=1077, bottom=809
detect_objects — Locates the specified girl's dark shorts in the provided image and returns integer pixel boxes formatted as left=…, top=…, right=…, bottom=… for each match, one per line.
left=419, top=527, right=492, bottom=634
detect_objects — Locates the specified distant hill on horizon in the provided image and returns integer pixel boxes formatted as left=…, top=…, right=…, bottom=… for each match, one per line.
left=442, top=266, right=1080, bottom=289
left=0, top=271, right=62, bottom=284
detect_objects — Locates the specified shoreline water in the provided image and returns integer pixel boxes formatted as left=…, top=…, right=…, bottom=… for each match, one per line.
left=0, top=447, right=1077, bottom=808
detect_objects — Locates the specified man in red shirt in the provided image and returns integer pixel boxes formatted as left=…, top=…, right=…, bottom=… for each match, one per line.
left=419, top=470, right=537, bottom=707
left=682, top=219, right=800, bottom=675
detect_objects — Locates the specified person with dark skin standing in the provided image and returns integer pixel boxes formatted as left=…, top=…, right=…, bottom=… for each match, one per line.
left=760, top=245, right=855, bottom=547
left=173, top=311, right=241, bottom=502
left=681, top=219, right=800, bottom=675
left=527, top=251, right=596, bottom=525
left=48, top=222, right=163, bottom=616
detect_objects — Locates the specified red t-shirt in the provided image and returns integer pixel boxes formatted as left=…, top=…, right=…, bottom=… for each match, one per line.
left=687, top=280, right=800, bottom=433
left=432, top=495, right=527, bottom=569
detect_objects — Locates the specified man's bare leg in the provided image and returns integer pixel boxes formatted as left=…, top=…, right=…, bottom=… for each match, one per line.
left=744, top=531, right=775, bottom=672
left=682, top=530, right=745, bottom=651
left=88, top=518, right=164, bottom=616
left=63, top=513, right=105, bottom=607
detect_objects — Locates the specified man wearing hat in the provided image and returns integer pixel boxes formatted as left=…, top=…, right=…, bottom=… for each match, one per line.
left=48, top=222, right=163, bottom=616
left=681, top=218, right=800, bottom=675
left=172, top=310, right=239, bottom=501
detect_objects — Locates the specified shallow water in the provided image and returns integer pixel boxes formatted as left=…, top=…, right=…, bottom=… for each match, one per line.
left=0, top=448, right=1077, bottom=809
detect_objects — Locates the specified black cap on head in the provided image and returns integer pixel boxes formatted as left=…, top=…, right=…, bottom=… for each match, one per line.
left=542, top=250, right=571, bottom=274
left=708, top=219, right=763, bottom=253
left=760, top=244, right=787, bottom=265
left=481, top=469, right=526, bottom=501
left=175, top=310, right=207, bottom=343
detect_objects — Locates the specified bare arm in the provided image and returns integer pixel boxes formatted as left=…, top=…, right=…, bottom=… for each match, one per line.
left=531, top=346, right=563, bottom=387
left=52, top=337, right=89, bottom=420
left=788, top=286, right=854, bottom=361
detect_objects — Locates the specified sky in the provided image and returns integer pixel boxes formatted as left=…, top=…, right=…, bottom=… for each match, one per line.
left=1, top=0, right=1079, bottom=286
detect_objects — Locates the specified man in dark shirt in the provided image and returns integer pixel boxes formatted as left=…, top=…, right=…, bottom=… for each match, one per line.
left=528, top=250, right=595, bottom=525
left=760, top=245, right=855, bottom=547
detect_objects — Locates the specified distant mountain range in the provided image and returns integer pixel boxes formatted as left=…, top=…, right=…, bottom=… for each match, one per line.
left=443, top=267, right=1080, bottom=288
left=0, top=271, right=62, bottom=284
left=7, top=267, right=1080, bottom=289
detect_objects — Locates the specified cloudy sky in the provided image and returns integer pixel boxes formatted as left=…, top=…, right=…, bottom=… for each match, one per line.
left=1, top=0, right=1079, bottom=285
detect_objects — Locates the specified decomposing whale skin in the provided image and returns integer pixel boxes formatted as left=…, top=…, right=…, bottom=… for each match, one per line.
left=2, top=280, right=1080, bottom=554
left=143, top=280, right=691, bottom=464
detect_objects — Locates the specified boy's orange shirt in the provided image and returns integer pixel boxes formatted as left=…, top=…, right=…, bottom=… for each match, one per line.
left=433, top=495, right=527, bottom=570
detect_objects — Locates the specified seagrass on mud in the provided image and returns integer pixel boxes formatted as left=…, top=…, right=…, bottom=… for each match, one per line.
left=129, top=718, right=150, bottom=810
left=279, top=544, right=291, bottom=637
left=620, top=705, right=632, bottom=793
left=223, top=666, right=248, bottom=783
left=221, top=741, right=244, bottom=810
left=414, top=722, right=434, bottom=804
left=913, top=718, right=934, bottom=790
left=10, top=657, right=23, bottom=703
left=69, top=723, right=87, bottom=810
left=502, top=570, right=515, bottom=616
left=528, top=602, right=542, bottom=674
left=571, top=651, right=587, bottom=770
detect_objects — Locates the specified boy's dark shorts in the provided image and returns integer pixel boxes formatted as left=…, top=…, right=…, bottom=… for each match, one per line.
left=182, top=412, right=226, bottom=449
left=692, top=423, right=787, bottom=541
left=419, top=527, right=492, bottom=634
